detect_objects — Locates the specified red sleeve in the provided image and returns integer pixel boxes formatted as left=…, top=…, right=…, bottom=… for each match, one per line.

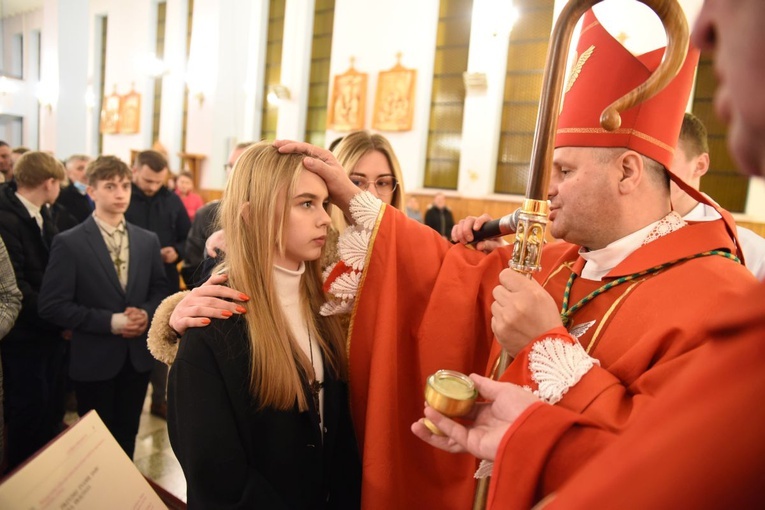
left=487, top=402, right=615, bottom=510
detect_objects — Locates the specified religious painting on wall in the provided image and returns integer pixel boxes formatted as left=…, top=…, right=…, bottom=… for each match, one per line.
left=119, top=86, right=141, bottom=134
left=372, top=54, right=417, bottom=132
left=99, top=86, right=121, bottom=134
left=327, top=57, right=368, bottom=132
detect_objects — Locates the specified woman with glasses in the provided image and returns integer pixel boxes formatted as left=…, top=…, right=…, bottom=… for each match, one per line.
left=330, top=130, right=405, bottom=233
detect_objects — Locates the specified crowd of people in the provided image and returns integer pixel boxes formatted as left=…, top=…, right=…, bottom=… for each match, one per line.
left=1, top=0, right=764, bottom=507
left=0, top=146, right=197, bottom=473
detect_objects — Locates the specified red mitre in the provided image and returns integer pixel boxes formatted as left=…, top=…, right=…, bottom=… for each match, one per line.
left=555, top=9, right=700, bottom=171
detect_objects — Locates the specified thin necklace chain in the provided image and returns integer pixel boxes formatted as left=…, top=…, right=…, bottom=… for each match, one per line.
left=560, top=250, right=739, bottom=327
left=306, top=323, right=323, bottom=423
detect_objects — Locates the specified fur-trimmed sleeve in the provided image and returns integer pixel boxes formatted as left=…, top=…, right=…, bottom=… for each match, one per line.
left=148, top=291, right=189, bottom=365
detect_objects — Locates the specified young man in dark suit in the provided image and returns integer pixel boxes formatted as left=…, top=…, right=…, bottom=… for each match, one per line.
left=0, top=151, right=68, bottom=471
left=39, top=156, right=169, bottom=459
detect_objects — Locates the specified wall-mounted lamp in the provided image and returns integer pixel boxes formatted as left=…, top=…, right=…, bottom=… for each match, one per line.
left=478, top=2, right=519, bottom=39
left=36, top=81, right=58, bottom=112
left=463, top=72, right=488, bottom=91
left=138, top=53, right=170, bottom=78
left=267, top=84, right=291, bottom=105
left=186, top=72, right=207, bottom=107
left=0, top=76, right=18, bottom=96
left=85, top=85, right=96, bottom=110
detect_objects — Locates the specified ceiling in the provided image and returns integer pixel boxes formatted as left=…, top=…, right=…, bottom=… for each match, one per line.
left=1, top=0, right=43, bottom=19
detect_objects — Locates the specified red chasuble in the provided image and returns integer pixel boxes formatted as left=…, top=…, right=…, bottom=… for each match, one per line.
left=345, top=204, right=755, bottom=509
left=484, top=220, right=757, bottom=509
left=512, top=282, right=765, bottom=509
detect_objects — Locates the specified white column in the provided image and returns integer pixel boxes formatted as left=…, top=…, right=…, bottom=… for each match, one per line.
left=242, top=0, right=269, bottom=142
left=99, top=0, right=155, bottom=162
left=275, top=0, right=315, bottom=141
left=158, top=0, right=189, bottom=171
left=457, top=0, right=513, bottom=197
left=185, top=0, right=269, bottom=190
left=54, top=0, right=90, bottom=157
left=38, top=0, right=60, bottom=151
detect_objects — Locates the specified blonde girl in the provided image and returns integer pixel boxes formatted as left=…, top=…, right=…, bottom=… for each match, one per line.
left=167, top=142, right=361, bottom=509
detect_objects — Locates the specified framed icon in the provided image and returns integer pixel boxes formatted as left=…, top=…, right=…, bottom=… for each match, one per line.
left=119, top=86, right=141, bottom=134
left=327, top=57, right=368, bottom=132
left=373, top=54, right=416, bottom=132
left=99, top=86, right=121, bottom=134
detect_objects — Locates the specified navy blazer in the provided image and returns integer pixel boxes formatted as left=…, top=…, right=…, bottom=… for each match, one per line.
left=39, top=216, right=169, bottom=381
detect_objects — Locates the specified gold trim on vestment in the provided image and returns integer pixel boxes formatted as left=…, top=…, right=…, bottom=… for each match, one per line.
left=346, top=201, right=386, bottom=368
left=556, top=127, right=675, bottom=154
left=585, top=277, right=647, bottom=354
left=542, top=261, right=575, bottom=288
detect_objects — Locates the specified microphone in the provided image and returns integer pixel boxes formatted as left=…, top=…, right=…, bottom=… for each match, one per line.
left=470, top=208, right=521, bottom=244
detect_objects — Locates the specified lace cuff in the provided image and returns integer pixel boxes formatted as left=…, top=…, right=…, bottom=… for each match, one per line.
left=513, top=328, right=599, bottom=405
left=320, top=191, right=383, bottom=316
left=147, top=291, right=189, bottom=365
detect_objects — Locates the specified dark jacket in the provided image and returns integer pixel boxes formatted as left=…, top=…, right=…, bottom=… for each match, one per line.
left=56, top=182, right=93, bottom=225
left=125, top=184, right=191, bottom=292
left=424, top=206, right=456, bottom=239
left=38, top=217, right=169, bottom=381
left=0, top=182, right=69, bottom=348
left=180, top=200, right=220, bottom=288
left=168, top=316, right=362, bottom=509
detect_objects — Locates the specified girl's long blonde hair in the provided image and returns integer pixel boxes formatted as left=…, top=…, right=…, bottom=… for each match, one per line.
left=330, top=130, right=406, bottom=231
left=217, top=141, right=348, bottom=411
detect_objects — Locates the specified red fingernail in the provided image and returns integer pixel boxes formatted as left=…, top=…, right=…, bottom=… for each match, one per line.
left=235, top=306, right=247, bottom=314
left=201, top=318, right=211, bottom=325
left=239, top=293, right=250, bottom=301
left=221, top=311, right=233, bottom=318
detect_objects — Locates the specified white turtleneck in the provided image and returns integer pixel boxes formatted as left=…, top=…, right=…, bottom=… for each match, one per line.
left=273, top=263, right=325, bottom=426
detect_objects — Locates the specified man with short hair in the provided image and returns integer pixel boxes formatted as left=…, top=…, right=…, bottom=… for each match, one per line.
left=0, top=142, right=12, bottom=182
left=671, top=112, right=765, bottom=280
left=10, top=147, right=30, bottom=173
left=0, top=151, right=69, bottom=470
left=424, top=192, right=455, bottom=239
left=125, top=150, right=190, bottom=419
left=40, top=156, right=168, bottom=458
left=56, top=154, right=94, bottom=225
left=418, top=2, right=765, bottom=507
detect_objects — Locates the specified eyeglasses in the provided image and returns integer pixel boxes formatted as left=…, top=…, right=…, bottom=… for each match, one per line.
left=350, top=176, right=398, bottom=196
left=223, top=163, right=234, bottom=172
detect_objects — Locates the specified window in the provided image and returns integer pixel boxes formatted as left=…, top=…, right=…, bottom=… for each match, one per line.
left=260, top=0, right=286, bottom=141
left=304, top=0, right=335, bottom=148
left=423, top=0, right=473, bottom=190
left=494, top=0, right=554, bottom=195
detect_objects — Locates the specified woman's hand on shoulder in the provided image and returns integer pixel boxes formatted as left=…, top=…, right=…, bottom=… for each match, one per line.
left=170, top=273, right=249, bottom=334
